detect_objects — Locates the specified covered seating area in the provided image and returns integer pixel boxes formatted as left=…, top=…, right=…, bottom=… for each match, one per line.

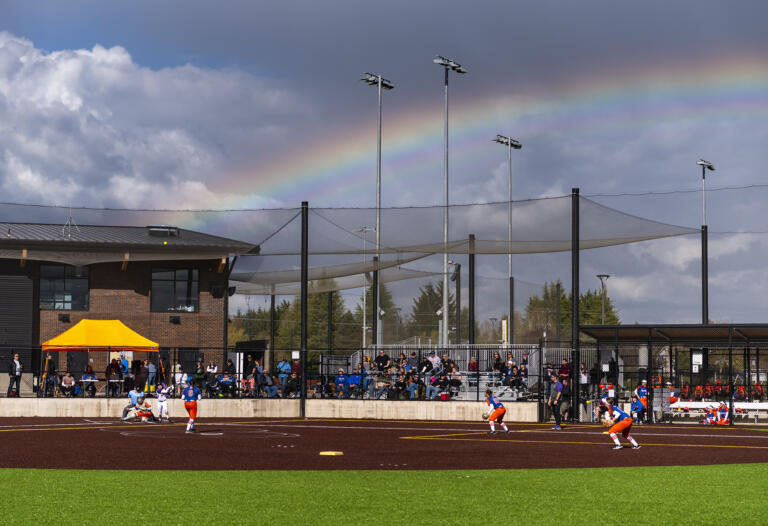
left=580, top=323, right=768, bottom=424
left=41, top=320, right=159, bottom=397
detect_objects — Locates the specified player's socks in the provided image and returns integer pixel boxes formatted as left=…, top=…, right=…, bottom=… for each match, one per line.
left=610, top=433, right=620, bottom=446
left=489, top=422, right=495, bottom=432
left=628, top=435, right=638, bottom=447
left=501, top=423, right=508, bottom=432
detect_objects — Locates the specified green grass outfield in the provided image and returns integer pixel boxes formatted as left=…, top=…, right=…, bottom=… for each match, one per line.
left=5, top=464, right=768, bottom=525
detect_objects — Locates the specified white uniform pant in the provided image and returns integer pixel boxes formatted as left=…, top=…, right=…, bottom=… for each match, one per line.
left=157, top=400, right=169, bottom=419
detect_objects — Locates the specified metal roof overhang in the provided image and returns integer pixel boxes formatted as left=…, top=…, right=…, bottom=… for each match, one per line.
left=580, top=324, right=768, bottom=344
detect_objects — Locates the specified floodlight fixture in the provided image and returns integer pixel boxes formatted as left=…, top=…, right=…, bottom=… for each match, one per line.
left=433, top=55, right=466, bottom=74
left=493, top=135, right=522, bottom=149
left=697, top=159, right=715, bottom=172
left=361, top=72, right=394, bottom=90
left=436, top=308, right=443, bottom=317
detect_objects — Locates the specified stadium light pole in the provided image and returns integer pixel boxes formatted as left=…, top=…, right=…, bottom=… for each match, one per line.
left=361, top=73, right=394, bottom=347
left=493, top=135, right=522, bottom=344
left=596, top=274, right=610, bottom=324
left=434, top=55, right=466, bottom=347
left=355, top=226, right=375, bottom=350
left=697, top=159, right=714, bottom=325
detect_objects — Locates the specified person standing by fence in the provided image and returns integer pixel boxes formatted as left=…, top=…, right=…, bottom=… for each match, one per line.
left=7, top=353, right=22, bottom=397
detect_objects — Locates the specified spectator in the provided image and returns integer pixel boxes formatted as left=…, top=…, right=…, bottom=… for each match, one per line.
left=334, top=369, right=349, bottom=399
left=290, top=359, right=301, bottom=377
left=224, top=358, right=236, bottom=376
left=521, top=353, right=529, bottom=367
left=406, top=375, right=420, bottom=400
left=506, top=367, right=522, bottom=390
left=174, top=366, right=188, bottom=397
left=441, top=354, right=456, bottom=373
left=548, top=373, right=564, bottom=430
left=147, top=360, right=157, bottom=391
left=262, top=370, right=278, bottom=398
left=468, top=356, right=478, bottom=372
left=347, top=369, right=363, bottom=398
left=519, top=364, right=529, bottom=389
left=419, top=356, right=433, bottom=376
left=60, top=371, right=76, bottom=397
left=374, top=350, right=391, bottom=372
left=241, top=366, right=255, bottom=397
left=373, top=372, right=392, bottom=399
left=407, top=352, right=419, bottom=370
left=7, top=352, right=22, bottom=397
left=426, top=373, right=446, bottom=400
left=560, top=377, right=572, bottom=421
left=82, top=366, right=97, bottom=397
left=427, top=351, right=442, bottom=375
left=396, top=352, right=407, bottom=369
left=558, top=358, right=572, bottom=381
left=579, top=363, right=589, bottom=399
left=206, top=361, right=218, bottom=387
left=449, top=367, right=462, bottom=397
left=281, top=372, right=298, bottom=398
left=243, top=355, right=255, bottom=381
left=106, top=359, right=122, bottom=398
left=219, top=373, right=236, bottom=397
left=492, top=351, right=505, bottom=385
left=394, top=375, right=408, bottom=400
left=276, top=359, right=291, bottom=393
left=505, top=352, right=515, bottom=374
left=253, top=360, right=264, bottom=395
left=193, top=361, right=205, bottom=389
left=589, top=363, right=600, bottom=396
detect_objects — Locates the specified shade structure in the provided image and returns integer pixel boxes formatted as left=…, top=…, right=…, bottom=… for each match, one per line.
left=41, top=319, right=159, bottom=352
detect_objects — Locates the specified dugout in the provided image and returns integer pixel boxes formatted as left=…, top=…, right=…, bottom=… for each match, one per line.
left=580, top=324, right=768, bottom=425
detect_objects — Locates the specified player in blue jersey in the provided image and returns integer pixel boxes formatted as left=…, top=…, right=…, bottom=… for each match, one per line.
left=603, top=397, right=641, bottom=450
left=484, top=389, right=509, bottom=435
left=182, top=379, right=202, bottom=434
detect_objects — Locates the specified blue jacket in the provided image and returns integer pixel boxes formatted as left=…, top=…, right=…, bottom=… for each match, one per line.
left=348, top=373, right=362, bottom=386
left=334, top=374, right=348, bottom=388
left=631, top=399, right=644, bottom=413
left=277, top=361, right=291, bottom=376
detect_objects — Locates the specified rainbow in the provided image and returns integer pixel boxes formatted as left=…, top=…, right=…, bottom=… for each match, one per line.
left=216, top=55, right=768, bottom=208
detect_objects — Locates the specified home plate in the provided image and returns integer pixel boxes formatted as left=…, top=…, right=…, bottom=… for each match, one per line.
left=319, top=451, right=344, bottom=456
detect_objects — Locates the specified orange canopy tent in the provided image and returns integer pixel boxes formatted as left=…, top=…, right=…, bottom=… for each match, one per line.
left=41, top=319, right=159, bottom=352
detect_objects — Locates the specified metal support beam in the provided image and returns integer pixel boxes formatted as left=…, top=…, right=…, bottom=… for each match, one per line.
left=728, top=327, right=734, bottom=426
left=300, top=201, right=308, bottom=418
left=468, top=234, right=475, bottom=345
left=571, top=188, right=580, bottom=421
left=372, top=256, right=379, bottom=349
left=702, top=225, right=709, bottom=324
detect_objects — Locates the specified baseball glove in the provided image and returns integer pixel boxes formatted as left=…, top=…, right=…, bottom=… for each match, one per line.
left=481, top=412, right=490, bottom=420
left=602, top=418, right=613, bottom=428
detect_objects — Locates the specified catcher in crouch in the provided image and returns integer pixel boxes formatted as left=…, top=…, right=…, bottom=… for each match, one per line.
left=484, top=389, right=509, bottom=435
left=602, top=397, right=641, bottom=450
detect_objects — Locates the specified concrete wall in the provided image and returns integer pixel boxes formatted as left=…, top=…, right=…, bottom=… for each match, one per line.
left=0, top=398, right=538, bottom=421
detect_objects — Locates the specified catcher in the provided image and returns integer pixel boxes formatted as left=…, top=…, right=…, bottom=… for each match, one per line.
left=124, top=395, right=158, bottom=423
left=602, top=397, right=641, bottom=450
left=484, top=389, right=509, bottom=435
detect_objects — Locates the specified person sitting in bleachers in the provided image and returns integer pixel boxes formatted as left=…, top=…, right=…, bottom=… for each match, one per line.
left=82, top=366, right=98, bottom=397
left=334, top=369, right=349, bottom=399
left=60, top=371, right=76, bottom=397
left=218, top=373, right=236, bottom=397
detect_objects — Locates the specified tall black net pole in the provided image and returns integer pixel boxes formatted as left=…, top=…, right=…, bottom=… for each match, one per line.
left=372, top=256, right=379, bottom=349
left=455, top=263, right=461, bottom=344
left=300, top=201, right=308, bottom=418
left=728, top=328, right=734, bottom=426
left=509, top=276, right=514, bottom=344
left=571, top=188, right=580, bottom=422
left=269, top=294, right=275, bottom=372
left=468, top=234, right=475, bottom=345
left=702, top=224, right=708, bottom=324
left=327, top=291, right=333, bottom=354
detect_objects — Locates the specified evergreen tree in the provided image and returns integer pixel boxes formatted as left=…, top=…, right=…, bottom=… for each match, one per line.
left=405, top=281, right=455, bottom=341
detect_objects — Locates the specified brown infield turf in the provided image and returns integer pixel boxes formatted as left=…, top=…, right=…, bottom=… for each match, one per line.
left=1, top=417, right=767, bottom=470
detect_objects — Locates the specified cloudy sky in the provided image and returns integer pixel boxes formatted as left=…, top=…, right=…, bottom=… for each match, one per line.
left=2, top=1, right=768, bottom=328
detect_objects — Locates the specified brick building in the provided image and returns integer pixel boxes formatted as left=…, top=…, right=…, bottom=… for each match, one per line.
left=0, top=223, right=256, bottom=383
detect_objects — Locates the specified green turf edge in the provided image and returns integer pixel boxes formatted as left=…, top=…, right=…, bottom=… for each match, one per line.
left=3, top=464, right=768, bottom=525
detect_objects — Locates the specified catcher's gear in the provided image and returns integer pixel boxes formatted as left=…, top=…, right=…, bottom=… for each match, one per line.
left=482, top=412, right=490, bottom=420
left=602, top=418, right=613, bottom=428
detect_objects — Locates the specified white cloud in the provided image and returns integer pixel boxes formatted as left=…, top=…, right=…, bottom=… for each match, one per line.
left=627, top=233, right=755, bottom=271
left=0, top=31, right=309, bottom=209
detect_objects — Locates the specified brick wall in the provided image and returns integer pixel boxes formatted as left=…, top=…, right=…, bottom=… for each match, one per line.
left=39, top=259, right=228, bottom=374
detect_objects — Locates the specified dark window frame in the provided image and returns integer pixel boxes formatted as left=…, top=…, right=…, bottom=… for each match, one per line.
left=39, top=265, right=90, bottom=311
left=151, top=268, right=199, bottom=313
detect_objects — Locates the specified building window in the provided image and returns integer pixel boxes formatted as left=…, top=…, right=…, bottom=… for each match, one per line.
left=40, top=265, right=89, bottom=311
left=151, top=268, right=199, bottom=312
